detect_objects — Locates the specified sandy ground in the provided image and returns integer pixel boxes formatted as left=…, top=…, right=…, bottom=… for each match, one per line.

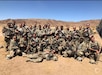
left=0, top=25, right=102, bottom=75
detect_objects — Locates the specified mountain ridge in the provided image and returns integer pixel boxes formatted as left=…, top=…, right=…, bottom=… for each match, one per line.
left=0, top=18, right=101, bottom=27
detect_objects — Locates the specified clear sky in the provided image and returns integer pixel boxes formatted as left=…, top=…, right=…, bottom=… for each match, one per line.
left=0, top=1, right=102, bottom=22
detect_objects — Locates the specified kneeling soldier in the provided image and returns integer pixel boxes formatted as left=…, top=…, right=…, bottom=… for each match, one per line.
left=6, top=36, right=22, bottom=59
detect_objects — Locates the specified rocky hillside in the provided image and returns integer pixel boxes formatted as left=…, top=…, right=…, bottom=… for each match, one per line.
left=0, top=19, right=101, bottom=28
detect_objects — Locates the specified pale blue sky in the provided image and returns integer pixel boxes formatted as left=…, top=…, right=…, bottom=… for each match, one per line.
left=0, top=1, right=102, bottom=22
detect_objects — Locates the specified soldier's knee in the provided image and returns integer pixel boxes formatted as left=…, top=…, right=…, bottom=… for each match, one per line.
left=77, top=51, right=84, bottom=56
left=52, top=56, right=58, bottom=61
left=6, top=55, right=13, bottom=60
left=62, top=51, right=68, bottom=57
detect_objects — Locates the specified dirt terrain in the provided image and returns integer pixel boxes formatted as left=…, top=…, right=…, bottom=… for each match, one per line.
left=0, top=19, right=102, bottom=75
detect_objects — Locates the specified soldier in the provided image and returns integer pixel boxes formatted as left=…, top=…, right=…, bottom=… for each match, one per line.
left=9, top=21, right=17, bottom=32
left=26, top=49, right=58, bottom=63
left=14, top=29, right=21, bottom=42
left=27, top=28, right=33, bottom=44
left=41, top=35, right=50, bottom=51
left=50, top=35, right=59, bottom=53
left=17, top=24, right=24, bottom=34
left=57, top=37, right=66, bottom=55
left=85, top=23, right=93, bottom=36
left=46, top=24, right=52, bottom=35
left=3, top=23, right=14, bottom=51
left=19, top=36, right=28, bottom=52
left=78, top=26, right=83, bottom=37
left=65, top=27, right=71, bottom=37
left=88, top=35, right=101, bottom=64
left=62, top=35, right=76, bottom=57
left=26, top=52, right=44, bottom=63
left=30, top=33, right=39, bottom=45
left=32, top=23, right=37, bottom=32
left=76, top=37, right=88, bottom=61
left=82, top=24, right=93, bottom=44
left=71, top=26, right=80, bottom=47
left=43, top=49, right=58, bottom=61
left=58, top=26, right=66, bottom=38
left=51, top=35, right=65, bottom=55
left=6, top=36, right=22, bottom=59
left=54, top=26, right=59, bottom=37
left=29, top=25, right=34, bottom=34
left=35, top=25, right=43, bottom=38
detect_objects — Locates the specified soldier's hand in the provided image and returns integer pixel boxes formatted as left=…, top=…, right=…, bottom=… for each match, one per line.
left=96, top=50, right=99, bottom=54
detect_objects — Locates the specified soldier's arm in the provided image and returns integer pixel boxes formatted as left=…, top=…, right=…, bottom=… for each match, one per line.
left=25, top=44, right=30, bottom=52
left=89, top=48, right=98, bottom=52
left=88, top=42, right=96, bottom=52
left=97, top=43, right=101, bottom=54
left=88, top=43, right=99, bottom=52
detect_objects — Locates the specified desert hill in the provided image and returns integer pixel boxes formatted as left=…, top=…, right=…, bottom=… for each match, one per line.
left=0, top=19, right=101, bottom=28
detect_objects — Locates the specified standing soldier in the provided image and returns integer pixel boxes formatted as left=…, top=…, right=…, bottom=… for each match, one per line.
left=58, top=26, right=66, bottom=38
left=71, top=26, right=80, bottom=47
left=85, top=23, right=93, bottom=36
left=2, top=23, right=14, bottom=51
left=65, top=27, right=71, bottom=37
left=35, top=25, right=43, bottom=38
left=54, top=26, right=59, bottom=37
left=78, top=26, right=83, bottom=37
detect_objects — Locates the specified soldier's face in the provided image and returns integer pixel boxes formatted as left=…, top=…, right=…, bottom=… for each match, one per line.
left=86, top=25, right=90, bottom=28
left=56, top=27, right=58, bottom=30
left=19, top=24, right=22, bottom=27
left=56, top=36, right=59, bottom=39
left=30, top=26, right=32, bottom=29
left=91, top=37, right=95, bottom=42
left=39, top=25, right=41, bottom=29
left=61, top=26, right=63, bottom=30
left=67, top=28, right=69, bottom=30
left=13, top=37, right=17, bottom=41
left=79, top=26, right=82, bottom=30
left=33, top=34, right=36, bottom=38
left=73, top=27, right=76, bottom=30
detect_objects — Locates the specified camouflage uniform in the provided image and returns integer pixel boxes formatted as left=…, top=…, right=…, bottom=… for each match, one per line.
left=82, top=26, right=93, bottom=44
left=62, top=36, right=76, bottom=57
left=6, top=36, right=21, bottom=59
left=71, top=29, right=80, bottom=48
left=65, top=27, right=72, bottom=37
left=57, top=38, right=66, bottom=55
left=3, top=24, right=14, bottom=51
left=19, top=36, right=28, bottom=52
left=41, top=36, right=50, bottom=50
left=88, top=40, right=100, bottom=64
left=78, top=26, right=84, bottom=37
left=76, top=41, right=88, bottom=61
left=26, top=50, right=58, bottom=63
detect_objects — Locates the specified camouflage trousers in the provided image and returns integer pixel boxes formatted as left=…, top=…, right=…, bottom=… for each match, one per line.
left=6, top=49, right=22, bottom=59
left=62, top=50, right=74, bottom=57
left=26, top=52, right=58, bottom=63
left=89, top=52, right=100, bottom=62
left=89, top=53, right=100, bottom=64
left=4, top=37, right=11, bottom=51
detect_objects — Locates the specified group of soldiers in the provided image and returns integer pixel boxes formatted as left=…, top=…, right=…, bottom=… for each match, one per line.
left=2, top=22, right=102, bottom=64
